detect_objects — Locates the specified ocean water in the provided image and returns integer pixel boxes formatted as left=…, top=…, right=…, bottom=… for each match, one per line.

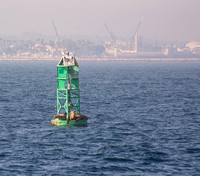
left=0, top=61, right=200, bottom=175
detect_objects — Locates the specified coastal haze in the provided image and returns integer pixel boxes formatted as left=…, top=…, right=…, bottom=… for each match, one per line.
left=0, top=0, right=199, bottom=41
left=1, top=1, right=200, bottom=176
left=0, top=0, right=200, bottom=59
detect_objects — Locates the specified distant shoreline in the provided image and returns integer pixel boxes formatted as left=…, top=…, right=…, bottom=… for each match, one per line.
left=1, top=57, right=200, bottom=62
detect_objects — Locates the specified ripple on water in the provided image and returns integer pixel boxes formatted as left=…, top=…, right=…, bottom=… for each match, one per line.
left=0, top=62, right=200, bottom=175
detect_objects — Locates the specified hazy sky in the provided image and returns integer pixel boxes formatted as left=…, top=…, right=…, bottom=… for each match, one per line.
left=0, top=0, right=199, bottom=41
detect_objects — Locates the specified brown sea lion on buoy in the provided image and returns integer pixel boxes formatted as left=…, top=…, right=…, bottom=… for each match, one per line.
left=54, top=113, right=66, bottom=120
left=73, top=113, right=88, bottom=121
left=70, top=110, right=75, bottom=120
left=75, top=114, right=88, bottom=120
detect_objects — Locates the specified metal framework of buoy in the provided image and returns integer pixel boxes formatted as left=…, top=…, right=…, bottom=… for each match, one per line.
left=51, top=52, right=88, bottom=126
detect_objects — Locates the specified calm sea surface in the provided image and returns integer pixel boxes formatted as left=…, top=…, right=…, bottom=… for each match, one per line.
left=0, top=61, right=200, bottom=175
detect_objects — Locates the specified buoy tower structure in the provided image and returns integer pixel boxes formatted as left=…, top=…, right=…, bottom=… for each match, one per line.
left=51, top=52, right=88, bottom=126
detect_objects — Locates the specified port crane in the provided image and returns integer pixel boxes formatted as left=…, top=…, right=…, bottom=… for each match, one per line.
left=102, top=20, right=117, bottom=44
left=52, top=19, right=62, bottom=48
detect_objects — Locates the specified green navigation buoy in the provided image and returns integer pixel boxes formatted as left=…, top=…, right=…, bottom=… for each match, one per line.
left=51, top=52, right=88, bottom=126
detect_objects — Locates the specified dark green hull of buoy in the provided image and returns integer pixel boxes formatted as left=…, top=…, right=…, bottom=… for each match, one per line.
left=51, top=118, right=87, bottom=127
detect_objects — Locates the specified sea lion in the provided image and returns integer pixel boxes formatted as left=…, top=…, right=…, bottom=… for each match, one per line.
left=54, top=113, right=66, bottom=120
left=70, top=110, right=75, bottom=120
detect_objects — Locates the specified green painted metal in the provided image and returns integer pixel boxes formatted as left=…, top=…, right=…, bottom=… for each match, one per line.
left=57, top=64, right=80, bottom=120
left=51, top=118, right=87, bottom=127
